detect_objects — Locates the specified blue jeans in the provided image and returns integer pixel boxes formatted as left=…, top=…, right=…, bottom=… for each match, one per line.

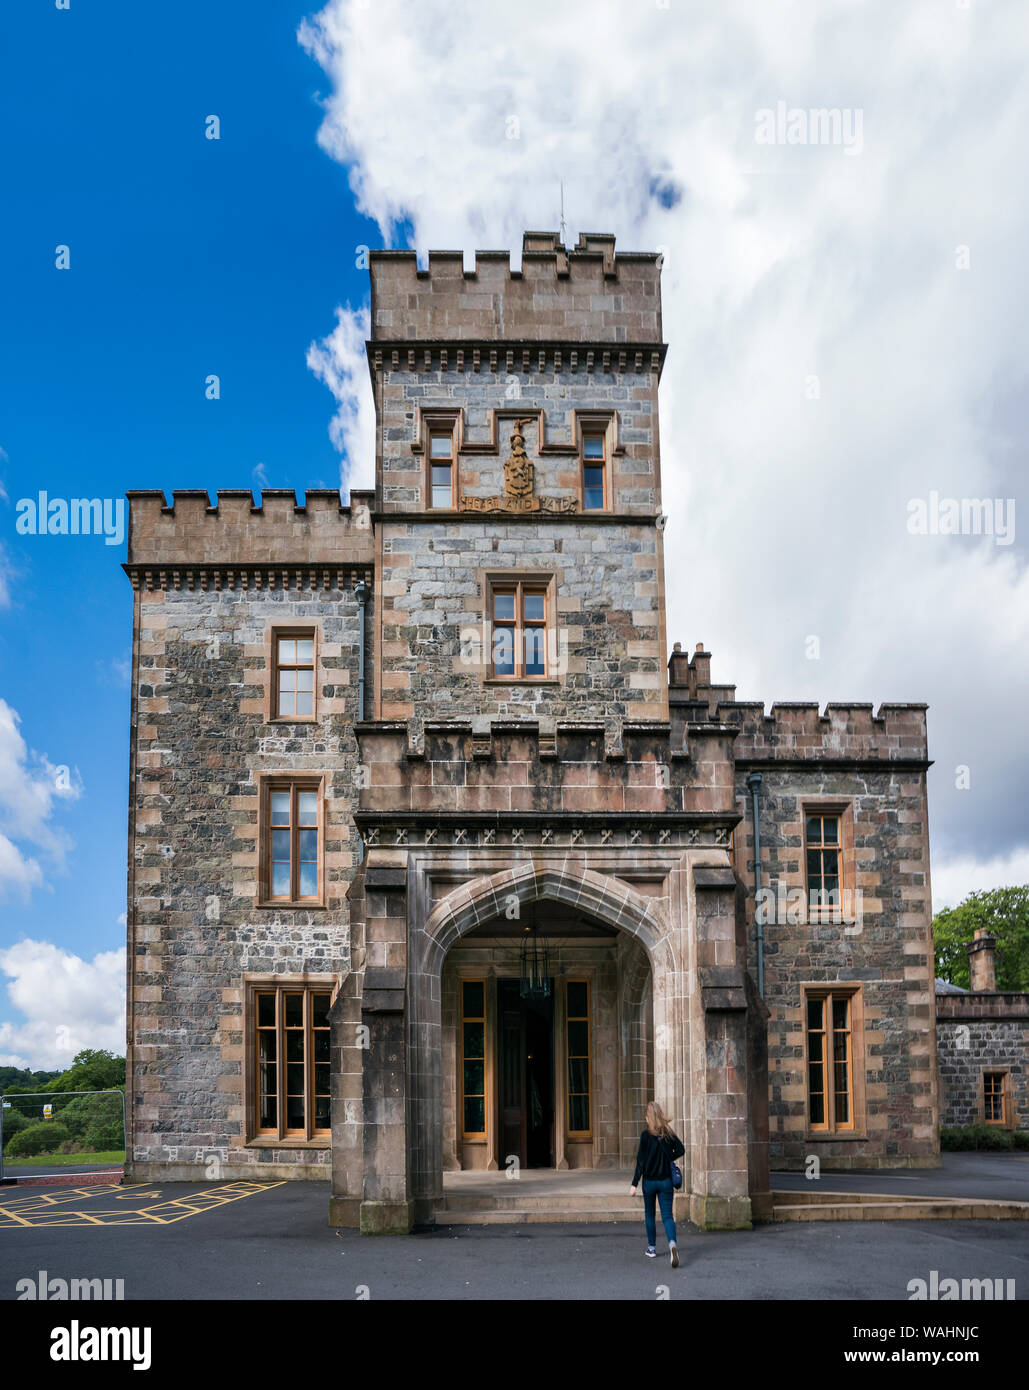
left=642, top=1176, right=676, bottom=1248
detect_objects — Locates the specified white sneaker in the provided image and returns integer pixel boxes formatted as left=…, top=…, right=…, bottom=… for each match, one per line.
left=670, top=1242, right=679, bottom=1268
left=645, top=1246, right=657, bottom=1258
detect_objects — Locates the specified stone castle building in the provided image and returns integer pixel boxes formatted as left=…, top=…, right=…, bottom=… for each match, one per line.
left=123, top=231, right=939, bottom=1232
left=936, top=932, right=1029, bottom=1131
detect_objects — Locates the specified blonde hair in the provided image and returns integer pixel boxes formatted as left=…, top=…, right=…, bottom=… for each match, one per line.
left=645, top=1101, right=673, bottom=1138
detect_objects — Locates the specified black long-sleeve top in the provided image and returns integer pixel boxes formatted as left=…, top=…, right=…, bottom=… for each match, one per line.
left=632, top=1128, right=685, bottom=1185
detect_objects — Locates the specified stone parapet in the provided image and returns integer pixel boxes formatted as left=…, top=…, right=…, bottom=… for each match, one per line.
left=126, top=489, right=376, bottom=568
left=936, top=992, right=1029, bottom=1020
left=353, top=718, right=738, bottom=826
left=370, top=231, right=663, bottom=346
left=722, top=701, right=930, bottom=765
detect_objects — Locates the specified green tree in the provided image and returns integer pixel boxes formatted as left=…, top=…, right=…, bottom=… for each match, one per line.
left=1, top=1108, right=31, bottom=1149
left=57, top=1092, right=123, bottom=1142
left=5, top=1121, right=71, bottom=1158
left=933, top=886, right=1029, bottom=990
left=45, top=1049, right=125, bottom=1095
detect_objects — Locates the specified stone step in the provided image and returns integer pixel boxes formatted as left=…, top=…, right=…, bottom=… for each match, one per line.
left=442, top=1192, right=639, bottom=1213
left=436, top=1205, right=642, bottom=1226
left=771, top=1198, right=1029, bottom=1222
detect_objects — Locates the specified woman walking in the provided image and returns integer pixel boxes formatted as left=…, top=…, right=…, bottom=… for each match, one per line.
left=629, top=1101, right=685, bottom=1265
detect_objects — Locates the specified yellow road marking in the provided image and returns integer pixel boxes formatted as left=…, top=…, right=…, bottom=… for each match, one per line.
left=0, top=1180, right=285, bottom=1228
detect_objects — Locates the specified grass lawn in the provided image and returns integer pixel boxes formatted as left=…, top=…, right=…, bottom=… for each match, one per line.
left=2, top=1150, right=125, bottom=1167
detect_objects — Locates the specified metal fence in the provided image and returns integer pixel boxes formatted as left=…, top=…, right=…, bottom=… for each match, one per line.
left=0, top=1089, right=126, bottom=1182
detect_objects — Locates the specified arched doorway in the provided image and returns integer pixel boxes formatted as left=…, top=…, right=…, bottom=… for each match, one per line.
left=409, top=863, right=680, bottom=1218
left=440, top=898, right=654, bottom=1174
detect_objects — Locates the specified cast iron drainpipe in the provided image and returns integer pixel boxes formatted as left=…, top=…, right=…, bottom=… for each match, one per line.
left=354, top=580, right=370, bottom=864
left=747, top=771, right=765, bottom=997
left=353, top=580, right=369, bottom=721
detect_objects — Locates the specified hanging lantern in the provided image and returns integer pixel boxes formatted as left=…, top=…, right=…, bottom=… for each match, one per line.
left=519, top=925, right=551, bottom=999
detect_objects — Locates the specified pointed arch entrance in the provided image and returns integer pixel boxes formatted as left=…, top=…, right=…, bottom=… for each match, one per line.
left=409, top=862, right=683, bottom=1217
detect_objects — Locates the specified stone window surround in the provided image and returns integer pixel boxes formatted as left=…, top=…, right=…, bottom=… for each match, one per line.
left=800, top=982, right=868, bottom=1140
left=407, top=405, right=627, bottom=513
left=255, top=772, right=327, bottom=909
left=576, top=410, right=617, bottom=513
left=267, top=623, right=320, bottom=724
left=413, top=407, right=462, bottom=511
left=242, top=972, right=342, bottom=1148
left=982, top=1068, right=1013, bottom=1128
left=479, top=566, right=561, bottom=688
left=800, top=797, right=857, bottom=925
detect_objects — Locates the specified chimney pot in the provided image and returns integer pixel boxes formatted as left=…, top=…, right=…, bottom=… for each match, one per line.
left=966, top=928, right=997, bottom=993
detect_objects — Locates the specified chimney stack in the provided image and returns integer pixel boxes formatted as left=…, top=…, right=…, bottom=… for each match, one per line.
left=966, top=927, right=997, bottom=992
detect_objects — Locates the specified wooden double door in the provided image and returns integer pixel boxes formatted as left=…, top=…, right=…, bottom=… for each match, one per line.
left=498, top=978, right=554, bottom=1168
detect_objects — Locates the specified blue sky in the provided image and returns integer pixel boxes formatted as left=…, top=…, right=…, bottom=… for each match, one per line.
left=0, top=2, right=380, bottom=1067
left=2, top=0, right=1028, bottom=1069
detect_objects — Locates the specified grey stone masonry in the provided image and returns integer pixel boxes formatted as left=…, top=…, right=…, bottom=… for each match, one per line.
left=370, top=231, right=662, bottom=344
left=936, top=992, right=1029, bottom=1129
left=370, top=231, right=669, bottom=732
left=123, top=490, right=374, bottom=1180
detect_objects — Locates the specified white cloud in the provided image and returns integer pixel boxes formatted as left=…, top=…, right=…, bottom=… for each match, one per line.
left=253, top=461, right=269, bottom=490
left=0, top=699, right=82, bottom=897
left=931, top=847, right=1029, bottom=914
left=298, top=0, right=1029, bottom=904
left=0, top=939, right=125, bottom=1070
left=305, top=302, right=374, bottom=489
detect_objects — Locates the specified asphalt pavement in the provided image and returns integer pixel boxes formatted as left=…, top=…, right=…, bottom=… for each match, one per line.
left=1, top=1177, right=1026, bottom=1300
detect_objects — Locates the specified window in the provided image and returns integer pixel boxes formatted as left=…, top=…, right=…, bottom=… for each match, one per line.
left=805, top=811, right=842, bottom=911
left=806, top=991, right=855, bottom=1132
left=461, top=980, right=486, bottom=1138
left=582, top=430, right=606, bottom=509
left=490, top=580, right=548, bottom=679
left=429, top=429, right=456, bottom=509
left=566, top=979, right=592, bottom=1137
left=984, top=1071, right=1008, bottom=1125
left=260, top=778, right=323, bottom=905
left=272, top=630, right=315, bottom=719
left=252, top=985, right=332, bottom=1141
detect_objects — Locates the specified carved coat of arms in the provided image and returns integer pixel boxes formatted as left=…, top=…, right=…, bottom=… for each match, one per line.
left=459, top=415, right=576, bottom=514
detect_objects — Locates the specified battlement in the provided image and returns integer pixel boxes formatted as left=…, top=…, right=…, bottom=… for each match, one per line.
left=354, top=718, right=738, bottom=823
left=936, top=992, right=1029, bottom=1021
left=370, top=231, right=663, bottom=346
left=125, top=489, right=376, bottom=568
left=721, top=701, right=930, bottom=763
left=668, top=641, right=929, bottom=764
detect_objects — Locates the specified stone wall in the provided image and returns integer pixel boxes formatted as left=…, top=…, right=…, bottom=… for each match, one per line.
left=125, top=491, right=374, bottom=1180
left=670, top=647, right=938, bottom=1170
left=369, top=232, right=662, bottom=344
left=371, top=229, right=668, bottom=734
left=936, top=994, right=1029, bottom=1129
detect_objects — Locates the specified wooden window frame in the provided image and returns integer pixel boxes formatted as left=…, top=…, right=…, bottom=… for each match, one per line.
left=802, top=801, right=855, bottom=923
left=257, top=774, right=326, bottom=909
left=460, top=978, right=488, bottom=1140
left=485, top=575, right=553, bottom=683
left=580, top=428, right=608, bottom=511
left=802, top=985, right=865, bottom=1136
left=269, top=626, right=318, bottom=723
left=982, top=1070, right=1011, bottom=1127
left=575, top=412, right=615, bottom=512
left=417, top=410, right=461, bottom=511
left=566, top=977, right=593, bottom=1140
left=245, top=977, right=336, bottom=1146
